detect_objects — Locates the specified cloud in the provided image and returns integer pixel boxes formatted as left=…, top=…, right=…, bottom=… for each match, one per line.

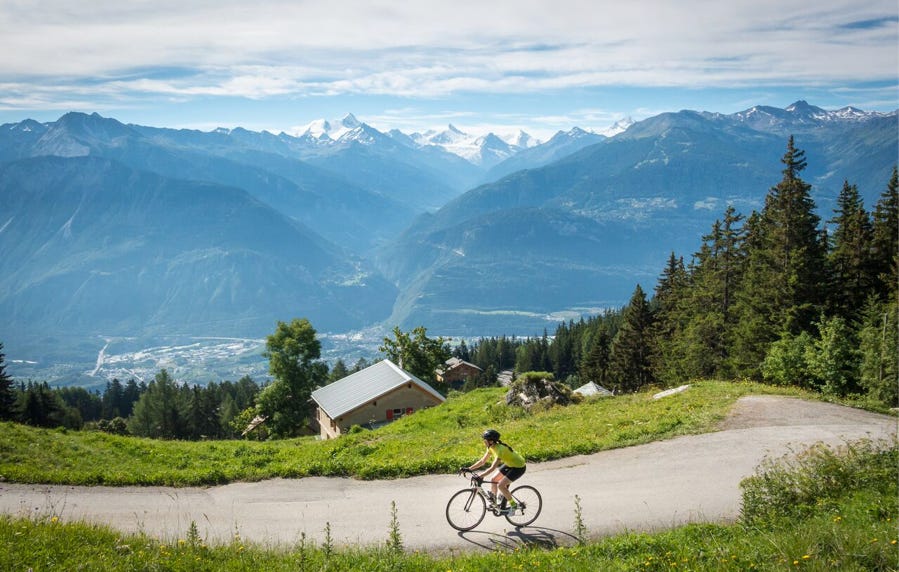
left=0, top=0, right=896, bottom=118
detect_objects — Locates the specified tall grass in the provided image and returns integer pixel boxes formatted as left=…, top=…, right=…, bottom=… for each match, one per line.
left=0, top=381, right=805, bottom=486
left=3, top=438, right=895, bottom=571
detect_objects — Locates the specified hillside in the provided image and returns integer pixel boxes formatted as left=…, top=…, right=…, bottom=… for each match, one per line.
left=378, top=104, right=898, bottom=333
left=0, top=155, right=396, bottom=349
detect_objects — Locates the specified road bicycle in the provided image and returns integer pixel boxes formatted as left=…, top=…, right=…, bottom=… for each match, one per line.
left=445, top=468, right=542, bottom=531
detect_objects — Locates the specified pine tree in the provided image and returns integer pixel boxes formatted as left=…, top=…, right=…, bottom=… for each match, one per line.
left=731, top=137, right=827, bottom=377
left=19, top=381, right=64, bottom=428
left=328, top=359, right=350, bottom=383
left=128, top=369, right=186, bottom=439
left=649, top=252, right=690, bottom=384
left=871, top=166, right=898, bottom=299
left=549, top=321, right=577, bottom=380
left=580, top=327, right=611, bottom=387
left=0, top=343, right=16, bottom=421
left=858, top=296, right=899, bottom=406
left=122, top=378, right=143, bottom=418
left=608, top=285, right=654, bottom=393
left=101, top=378, right=125, bottom=419
left=827, top=180, right=875, bottom=320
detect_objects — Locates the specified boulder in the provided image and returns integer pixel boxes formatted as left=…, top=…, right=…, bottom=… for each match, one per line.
left=505, top=374, right=573, bottom=410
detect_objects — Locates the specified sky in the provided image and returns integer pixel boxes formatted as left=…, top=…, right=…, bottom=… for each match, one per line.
left=1, top=0, right=897, bottom=140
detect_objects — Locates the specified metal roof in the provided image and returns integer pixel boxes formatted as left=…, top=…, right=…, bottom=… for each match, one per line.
left=311, top=359, right=445, bottom=419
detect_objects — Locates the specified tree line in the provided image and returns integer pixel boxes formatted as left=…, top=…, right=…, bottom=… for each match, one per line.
left=0, top=137, right=895, bottom=438
left=458, top=139, right=897, bottom=406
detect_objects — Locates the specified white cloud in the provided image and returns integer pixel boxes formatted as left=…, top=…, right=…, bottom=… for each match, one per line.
left=0, top=0, right=895, bottom=127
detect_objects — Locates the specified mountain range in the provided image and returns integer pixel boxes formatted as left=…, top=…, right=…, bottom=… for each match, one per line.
left=0, top=101, right=895, bottom=384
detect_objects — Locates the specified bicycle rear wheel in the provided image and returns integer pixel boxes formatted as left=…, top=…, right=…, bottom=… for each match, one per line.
left=446, top=489, right=487, bottom=531
left=504, top=485, right=542, bottom=527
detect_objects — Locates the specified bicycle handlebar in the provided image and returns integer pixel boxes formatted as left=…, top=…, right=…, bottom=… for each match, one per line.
left=459, top=468, right=483, bottom=484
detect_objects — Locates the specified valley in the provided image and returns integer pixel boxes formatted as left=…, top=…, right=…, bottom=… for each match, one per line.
left=1, top=101, right=896, bottom=387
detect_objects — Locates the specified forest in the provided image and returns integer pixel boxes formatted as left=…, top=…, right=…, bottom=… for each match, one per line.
left=0, top=138, right=895, bottom=440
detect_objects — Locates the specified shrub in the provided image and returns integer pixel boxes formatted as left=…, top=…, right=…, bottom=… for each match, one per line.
left=740, top=438, right=898, bottom=527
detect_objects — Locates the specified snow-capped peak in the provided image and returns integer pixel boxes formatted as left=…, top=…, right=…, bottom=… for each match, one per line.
left=506, top=129, right=539, bottom=149
left=340, top=113, right=361, bottom=129
left=599, top=117, right=634, bottom=137
left=424, top=125, right=470, bottom=146
left=293, top=113, right=370, bottom=143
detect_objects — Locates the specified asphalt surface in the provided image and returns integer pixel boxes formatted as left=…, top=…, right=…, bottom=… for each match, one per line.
left=1, top=396, right=895, bottom=553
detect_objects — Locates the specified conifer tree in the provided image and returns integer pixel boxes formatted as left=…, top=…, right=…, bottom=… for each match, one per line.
left=580, top=327, right=611, bottom=387
left=731, top=137, right=827, bottom=377
left=608, top=285, right=654, bottom=393
left=827, top=180, right=874, bottom=320
left=19, top=381, right=65, bottom=427
left=649, top=252, right=691, bottom=384
left=328, top=359, right=350, bottom=383
left=549, top=321, right=577, bottom=380
left=858, top=297, right=899, bottom=406
left=128, top=369, right=186, bottom=438
left=101, top=378, right=125, bottom=419
left=0, top=343, right=16, bottom=421
left=871, top=166, right=898, bottom=298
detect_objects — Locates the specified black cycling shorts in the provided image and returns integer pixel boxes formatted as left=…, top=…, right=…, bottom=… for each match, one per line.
left=499, top=464, right=526, bottom=481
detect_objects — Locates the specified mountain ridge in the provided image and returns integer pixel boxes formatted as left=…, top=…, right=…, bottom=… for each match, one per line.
left=1, top=101, right=895, bottom=384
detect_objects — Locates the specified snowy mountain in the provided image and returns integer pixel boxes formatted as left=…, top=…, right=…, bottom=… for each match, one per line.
left=291, top=114, right=639, bottom=170
left=730, top=100, right=892, bottom=134
left=395, top=124, right=520, bottom=168
left=599, top=117, right=635, bottom=137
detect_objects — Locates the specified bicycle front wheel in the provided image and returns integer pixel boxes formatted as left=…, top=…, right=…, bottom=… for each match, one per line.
left=505, top=485, right=542, bottom=527
left=445, top=489, right=486, bottom=531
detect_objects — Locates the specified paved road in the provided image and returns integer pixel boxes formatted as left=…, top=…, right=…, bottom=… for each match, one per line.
left=1, top=396, right=895, bottom=552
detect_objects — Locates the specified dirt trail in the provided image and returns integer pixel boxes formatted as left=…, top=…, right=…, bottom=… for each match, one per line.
left=1, top=396, right=895, bottom=552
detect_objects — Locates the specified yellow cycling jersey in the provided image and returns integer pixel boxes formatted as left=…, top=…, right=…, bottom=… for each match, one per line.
left=489, top=442, right=526, bottom=468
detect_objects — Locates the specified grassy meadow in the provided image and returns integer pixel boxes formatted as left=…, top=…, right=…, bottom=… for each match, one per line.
left=0, top=380, right=810, bottom=486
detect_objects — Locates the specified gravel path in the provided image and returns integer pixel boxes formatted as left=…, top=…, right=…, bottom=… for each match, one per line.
left=1, top=395, right=895, bottom=552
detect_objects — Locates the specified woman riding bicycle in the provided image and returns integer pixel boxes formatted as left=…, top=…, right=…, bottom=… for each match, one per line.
left=464, top=429, right=526, bottom=512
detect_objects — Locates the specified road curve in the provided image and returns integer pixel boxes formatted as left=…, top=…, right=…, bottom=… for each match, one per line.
left=1, top=396, right=895, bottom=553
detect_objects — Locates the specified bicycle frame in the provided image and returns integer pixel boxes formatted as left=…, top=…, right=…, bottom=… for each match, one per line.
left=447, top=469, right=542, bottom=531
left=462, top=470, right=516, bottom=515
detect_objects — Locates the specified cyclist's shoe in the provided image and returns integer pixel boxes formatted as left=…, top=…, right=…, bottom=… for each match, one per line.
left=486, top=491, right=496, bottom=503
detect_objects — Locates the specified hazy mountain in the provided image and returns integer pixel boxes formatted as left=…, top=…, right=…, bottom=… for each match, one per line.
left=484, top=127, right=607, bottom=183
left=289, top=114, right=482, bottom=207
left=0, top=112, right=415, bottom=254
left=1, top=102, right=894, bottom=383
left=0, top=155, right=396, bottom=343
left=378, top=102, right=898, bottom=334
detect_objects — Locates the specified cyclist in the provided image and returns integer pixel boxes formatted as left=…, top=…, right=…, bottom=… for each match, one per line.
left=464, top=428, right=526, bottom=512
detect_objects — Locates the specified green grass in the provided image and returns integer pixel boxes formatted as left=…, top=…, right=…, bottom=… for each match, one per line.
left=3, top=438, right=895, bottom=571
left=0, top=380, right=808, bottom=486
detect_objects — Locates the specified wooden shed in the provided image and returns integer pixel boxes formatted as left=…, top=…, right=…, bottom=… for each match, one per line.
left=436, top=357, right=483, bottom=389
